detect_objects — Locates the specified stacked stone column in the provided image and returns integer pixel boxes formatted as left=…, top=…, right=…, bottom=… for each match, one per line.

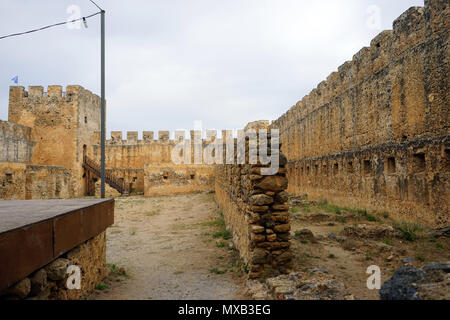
left=214, top=123, right=292, bottom=279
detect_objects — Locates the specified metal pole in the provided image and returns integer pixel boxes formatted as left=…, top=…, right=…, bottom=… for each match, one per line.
left=100, top=10, right=106, bottom=198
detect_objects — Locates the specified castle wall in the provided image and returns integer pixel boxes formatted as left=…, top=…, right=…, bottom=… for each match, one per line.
left=0, top=162, right=27, bottom=200
left=0, top=120, right=34, bottom=163
left=271, top=0, right=449, bottom=227
left=0, top=118, right=71, bottom=200
left=92, top=130, right=216, bottom=195
left=8, top=86, right=101, bottom=197
left=24, top=165, right=72, bottom=200
left=214, top=129, right=292, bottom=279
left=91, top=168, right=144, bottom=197
left=92, top=131, right=175, bottom=169
left=0, top=163, right=71, bottom=200
left=144, top=164, right=214, bottom=197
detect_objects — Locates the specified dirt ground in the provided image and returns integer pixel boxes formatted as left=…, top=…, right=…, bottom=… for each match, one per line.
left=288, top=201, right=450, bottom=300
left=89, top=193, right=248, bottom=300
left=88, top=193, right=448, bottom=300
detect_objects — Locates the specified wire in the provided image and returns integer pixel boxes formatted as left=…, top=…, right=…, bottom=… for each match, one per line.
left=89, top=0, right=103, bottom=11
left=0, top=11, right=101, bottom=40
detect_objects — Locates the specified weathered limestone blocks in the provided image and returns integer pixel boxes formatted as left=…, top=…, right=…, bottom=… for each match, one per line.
left=255, top=175, right=288, bottom=191
left=0, top=120, right=34, bottom=163
left=144, top=163, right=214, bottom=196
left=247, top=269, right=353, bottom=300
left=104, top=130, right=177, bottom=146
left=30, top=269, right=47, bottom=296
left=93, top=129, right=220, bottom=195
left=8, top=85, right=101, bottom=197
left=4, top=278, right=31, bottom=299
left=0, top=162, right=27, bottom=200
left=271, top=0, right=449, bottom=227
left=272, top=0, right=449, bottom=159
left=0, top=162, right=71, bottom=200
left=215, top=126, right=292, bottom=279
left=45, top=258, right=71, bottom=281
left=285, top=136, right=449, bottom=227
left=0, top=232, right=107, bottom=300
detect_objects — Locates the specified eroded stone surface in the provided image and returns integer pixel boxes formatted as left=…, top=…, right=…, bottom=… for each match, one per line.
left=380, top=262, right=450, bottom=300
left=271, top=0, right=449, bottom=227
left=247, top=270, right=353, bottom=300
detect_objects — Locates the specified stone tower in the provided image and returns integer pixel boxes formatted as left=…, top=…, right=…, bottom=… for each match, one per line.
left=8, top=85, right=101, bottom=197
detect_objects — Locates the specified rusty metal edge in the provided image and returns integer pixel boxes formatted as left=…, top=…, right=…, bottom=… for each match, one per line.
left=0, top=199, right=115, bottom=293
left=0, top=198, right=115, bottom=237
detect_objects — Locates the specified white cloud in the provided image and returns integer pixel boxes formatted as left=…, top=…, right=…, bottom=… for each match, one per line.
left=0, top=0, right=424, bottom=134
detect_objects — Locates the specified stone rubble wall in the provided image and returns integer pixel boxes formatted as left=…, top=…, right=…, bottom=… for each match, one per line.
left=24, top=165, right=72, bottom=200
left=0, top=232, right=107, bottom=300
left=271, top=0, right=449, bottom=227
left=214, top=128, right=292, bottom=279
left=144, top=164, right=214, bottom=197
left=0, top=120, right=34, bottom=163
left=0, top=163, right=72, bottom=200
left=92, top=130, right=212, bottom=169
left=92, top=130, right=217, bottom=195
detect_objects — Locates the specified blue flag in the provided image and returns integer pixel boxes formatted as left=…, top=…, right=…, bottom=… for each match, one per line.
left=11, top=76, right=18, bottom=85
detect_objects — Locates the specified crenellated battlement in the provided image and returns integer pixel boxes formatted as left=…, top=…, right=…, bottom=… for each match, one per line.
left=270, top=0, right=449, bottom=227
left=9, top=85, right=100, bottom=101
left=7, top=84, right=102, bottom=197
left=94, top=129, right=238, bottom=146
left=98, top=130, right=180, bottom=145
left=8, top=85, right=101, bottom=128
left=271, top=0, right=448, bottom=133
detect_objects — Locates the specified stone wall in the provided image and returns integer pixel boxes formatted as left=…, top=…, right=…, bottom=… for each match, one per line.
left=92, top=130, right=215, bottom=195
left=214, top=129, right=292, bottom=279
left=0, top=163, right=71, bottom=200
left=24, top=165, right=72, bottom=200
left=0, top=120, right=34, bottom=163
left=0, top=232, right=107, bottom=300
left=0, top=117, right=72, bottom=200
left=271, top=0, right=449, bottom=227
left=0, top=162, right=27, bottom=200
left=93, top=130, right=176, bottom=168
left=8, top=85, right=101, bottom=197
left=144, top=164, right=214, bottom=196
left=107, top=168, right=144, bottom=195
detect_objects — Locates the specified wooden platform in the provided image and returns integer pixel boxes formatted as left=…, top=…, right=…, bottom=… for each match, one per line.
left=0, top=198, right=114, bottom=292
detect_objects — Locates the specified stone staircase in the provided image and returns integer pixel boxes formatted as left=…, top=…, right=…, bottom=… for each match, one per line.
left=83, top=156, right=129, bottom=195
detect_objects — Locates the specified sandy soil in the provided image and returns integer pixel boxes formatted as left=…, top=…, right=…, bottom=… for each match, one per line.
left=87, top=193, right=448, bottom=300
left=289, top=204, right=450, bottom=300
left=89, top=193, right=248, bottom=300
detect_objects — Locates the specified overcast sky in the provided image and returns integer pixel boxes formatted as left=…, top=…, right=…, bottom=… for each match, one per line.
left=0, top=0, right=423, bottom=138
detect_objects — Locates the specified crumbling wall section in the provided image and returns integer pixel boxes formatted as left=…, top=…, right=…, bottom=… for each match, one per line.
left=214, top=129, right=292, bottom=279
left=0, top=162, right=27, bottom=200
left=0, top=163, right=72, bottom=200
left=144, top=164, right=214, bottom=196
left=0, top=120, right=34, bottom=163
left=25, top=165, right=72, bottom=200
